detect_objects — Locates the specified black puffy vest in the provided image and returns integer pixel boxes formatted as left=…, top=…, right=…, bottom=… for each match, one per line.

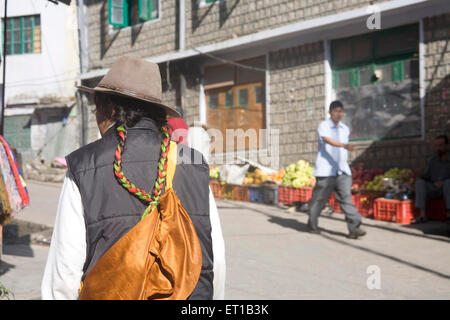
left=65, top=118, right=213, bottom=299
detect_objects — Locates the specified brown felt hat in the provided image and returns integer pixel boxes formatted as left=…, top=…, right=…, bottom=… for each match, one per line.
left=77, top=55, right=180, bottom=117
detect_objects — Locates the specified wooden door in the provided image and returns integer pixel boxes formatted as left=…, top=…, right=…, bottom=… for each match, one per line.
left=206, top=81, right=264, bottom=151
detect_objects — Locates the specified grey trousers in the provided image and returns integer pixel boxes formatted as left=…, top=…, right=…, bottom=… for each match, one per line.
left=308, top=174, right=362, bottom=231
left=415, top=178, right=450, bottom=210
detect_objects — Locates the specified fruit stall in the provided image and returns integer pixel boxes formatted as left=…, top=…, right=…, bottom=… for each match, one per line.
left=209, top=161, right=445, bottom=225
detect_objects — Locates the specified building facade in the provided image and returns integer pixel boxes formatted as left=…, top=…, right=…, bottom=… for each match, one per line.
left=1, top=0, right=81, bottom=163
left=78, top=0, right=450, bottom=171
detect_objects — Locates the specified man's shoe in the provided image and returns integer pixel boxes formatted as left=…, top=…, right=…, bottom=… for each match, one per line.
left=348, top=228, right=366, bottom=239
left=307, top=225, right=321, bottom=234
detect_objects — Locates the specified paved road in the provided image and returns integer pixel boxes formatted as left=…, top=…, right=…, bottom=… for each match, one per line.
left=219, top=200, right=450, bottom=299
left=1, top=181, right=450, bottom=299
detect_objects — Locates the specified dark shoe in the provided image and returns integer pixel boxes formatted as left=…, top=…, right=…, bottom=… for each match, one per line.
left=348, top=227, right=367, bottom=239
left=307, top=225, right=321, bottom=234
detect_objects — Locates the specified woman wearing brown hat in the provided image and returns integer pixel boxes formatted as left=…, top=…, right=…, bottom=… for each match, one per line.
left=41, top=56, right=214, bottom=300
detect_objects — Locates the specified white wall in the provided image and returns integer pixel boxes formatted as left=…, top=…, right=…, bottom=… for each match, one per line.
left=0, top=0, right=80, bottom=104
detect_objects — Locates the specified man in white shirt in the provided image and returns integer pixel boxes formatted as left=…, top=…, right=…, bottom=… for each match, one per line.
left=308, top=100, right=366, bottom=239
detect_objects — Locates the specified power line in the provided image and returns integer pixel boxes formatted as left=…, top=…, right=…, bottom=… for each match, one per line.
left=193, top=48, right=266, bottom=72
left=5, top=68, right=80, bottom=85
left=6, top=75, right=79, bottom=88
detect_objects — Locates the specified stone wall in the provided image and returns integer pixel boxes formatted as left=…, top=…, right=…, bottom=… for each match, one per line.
left=268, top=41, right=325, bottom=168
left=187, top=0, right=389, bottom=48
left=84, top=0, right=390, bottom=69
left=86, top=0, right=177, bottom=69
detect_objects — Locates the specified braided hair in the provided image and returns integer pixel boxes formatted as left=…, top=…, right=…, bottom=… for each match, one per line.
left=94, top=92, right=171, bottom=219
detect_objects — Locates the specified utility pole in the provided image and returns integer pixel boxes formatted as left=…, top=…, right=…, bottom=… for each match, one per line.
left=0, top=0, right=7, bottom=135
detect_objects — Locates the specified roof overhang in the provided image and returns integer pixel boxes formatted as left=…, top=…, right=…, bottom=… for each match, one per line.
left=81, top=0, right=449, bottom=80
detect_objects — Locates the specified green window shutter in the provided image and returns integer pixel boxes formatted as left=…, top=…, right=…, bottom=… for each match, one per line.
left=151, top=0, right=159, bottom=19
left=332, top=71, right=338, bottom=90
left=392, top=61, right=404, bottom=82
left=23, top=16, right=34, bottom=54
left=350, top=68, right=360, bottom=88
left=109, top=0, right=129, bottom=27
left=139, top=0, right=158, bottom=21
left=225, top=91, right=233, bottom=108
left=209, top=94, right=218, bottom=109
left=238, top=89, right=248, bottom=107
left=139, top=0, right=150, bottom=20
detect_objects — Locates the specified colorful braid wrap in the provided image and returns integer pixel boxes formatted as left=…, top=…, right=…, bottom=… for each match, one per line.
left=113, top=124, right=171, bottom=220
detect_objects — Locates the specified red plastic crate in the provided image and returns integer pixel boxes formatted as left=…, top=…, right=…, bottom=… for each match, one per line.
left=279, top=186, right=295, bottom=205
left=373, top=198, right=419, bottom=224
left=328, top=192, right=358, bottom=214
left=356, top=194, right=377, bottom=217
left=294, top=187, right=313, bottom=203
left=426, top=198, right=447, bottom=221
left=209, top=180, right=222, bottom=199
left=233, top=185, right=249, bottom=202
left=328, top=192, right=342, bottom=213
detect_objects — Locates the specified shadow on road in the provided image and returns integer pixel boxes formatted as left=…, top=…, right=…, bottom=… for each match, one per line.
left=320, top=233, right=450, bottom=280
left=224, top=201, right=450, bottom=280
left=2, top=244, right=35, bottom=258
left=0, top=260, right=15, bottom=277
left=321, top=214, right=450, bottom=242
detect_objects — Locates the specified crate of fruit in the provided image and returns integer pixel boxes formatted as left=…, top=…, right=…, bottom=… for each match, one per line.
left=328, top=192, right=359, bottom=214
left=233, top=185, right=250, bottom=202
left=249, top=185, right=264, bottom=203
left=373, top=198, right=419, bottom=224
left=262, top=184, right=279, bottom=205
left=209, top=180, right=222, bottom=199
left=222, top=184, right=234, bottom=200
left=278, top=186, right=295, bottom=205
left=294, top=187, right=313, bottom=203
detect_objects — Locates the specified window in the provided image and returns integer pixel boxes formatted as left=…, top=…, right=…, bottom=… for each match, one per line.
left=4, top=115, right=31, bottom=150
left=204, top=56, right=266, bottom=151
left=225, top=91, right=233, bottom=108
left=109, top=0, right=159, bottom=27
left=254, top=86, right=263, bottom=104
left=2, top=15, right=41, bottom=55
left=209, top=94, right=219, bottom=109
left=238, top=89, right=248, bottom=107
left=331, top=24, right=420, bottom=141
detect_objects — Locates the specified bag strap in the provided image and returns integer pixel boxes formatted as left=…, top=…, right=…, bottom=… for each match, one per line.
left=165, top=141, right=178, bottom=190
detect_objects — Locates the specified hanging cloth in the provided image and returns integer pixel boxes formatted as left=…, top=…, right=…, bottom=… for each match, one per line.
left=0, top=140, right=23, bottom=214
left=0, top=135, right=29, bottom=207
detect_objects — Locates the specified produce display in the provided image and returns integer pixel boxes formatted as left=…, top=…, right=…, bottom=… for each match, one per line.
left=209, top=166, right=221, bottom=180
left=282, top=160, right=316, bottom=188
left=350, top=162, right=384, bottom=190
left=365, top=168, right=415, bottom=192
left=244, top=168, right=267, bottom=184
left=269, top=169, right=285, bottom=182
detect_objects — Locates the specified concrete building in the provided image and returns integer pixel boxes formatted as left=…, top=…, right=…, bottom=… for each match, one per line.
left=1, top=0, right=81, bottom=163
left=77, top=0, right=450, bottom=171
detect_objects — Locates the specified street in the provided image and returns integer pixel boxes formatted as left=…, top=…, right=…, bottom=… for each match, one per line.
left=1, top=181, right=450, bottom=300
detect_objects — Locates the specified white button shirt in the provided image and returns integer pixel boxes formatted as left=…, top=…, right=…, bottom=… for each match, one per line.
left=313, top=118, right=352, bottom=177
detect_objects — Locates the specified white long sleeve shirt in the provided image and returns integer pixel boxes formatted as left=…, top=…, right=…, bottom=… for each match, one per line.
left=41, top=175, right=226, bottom=300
